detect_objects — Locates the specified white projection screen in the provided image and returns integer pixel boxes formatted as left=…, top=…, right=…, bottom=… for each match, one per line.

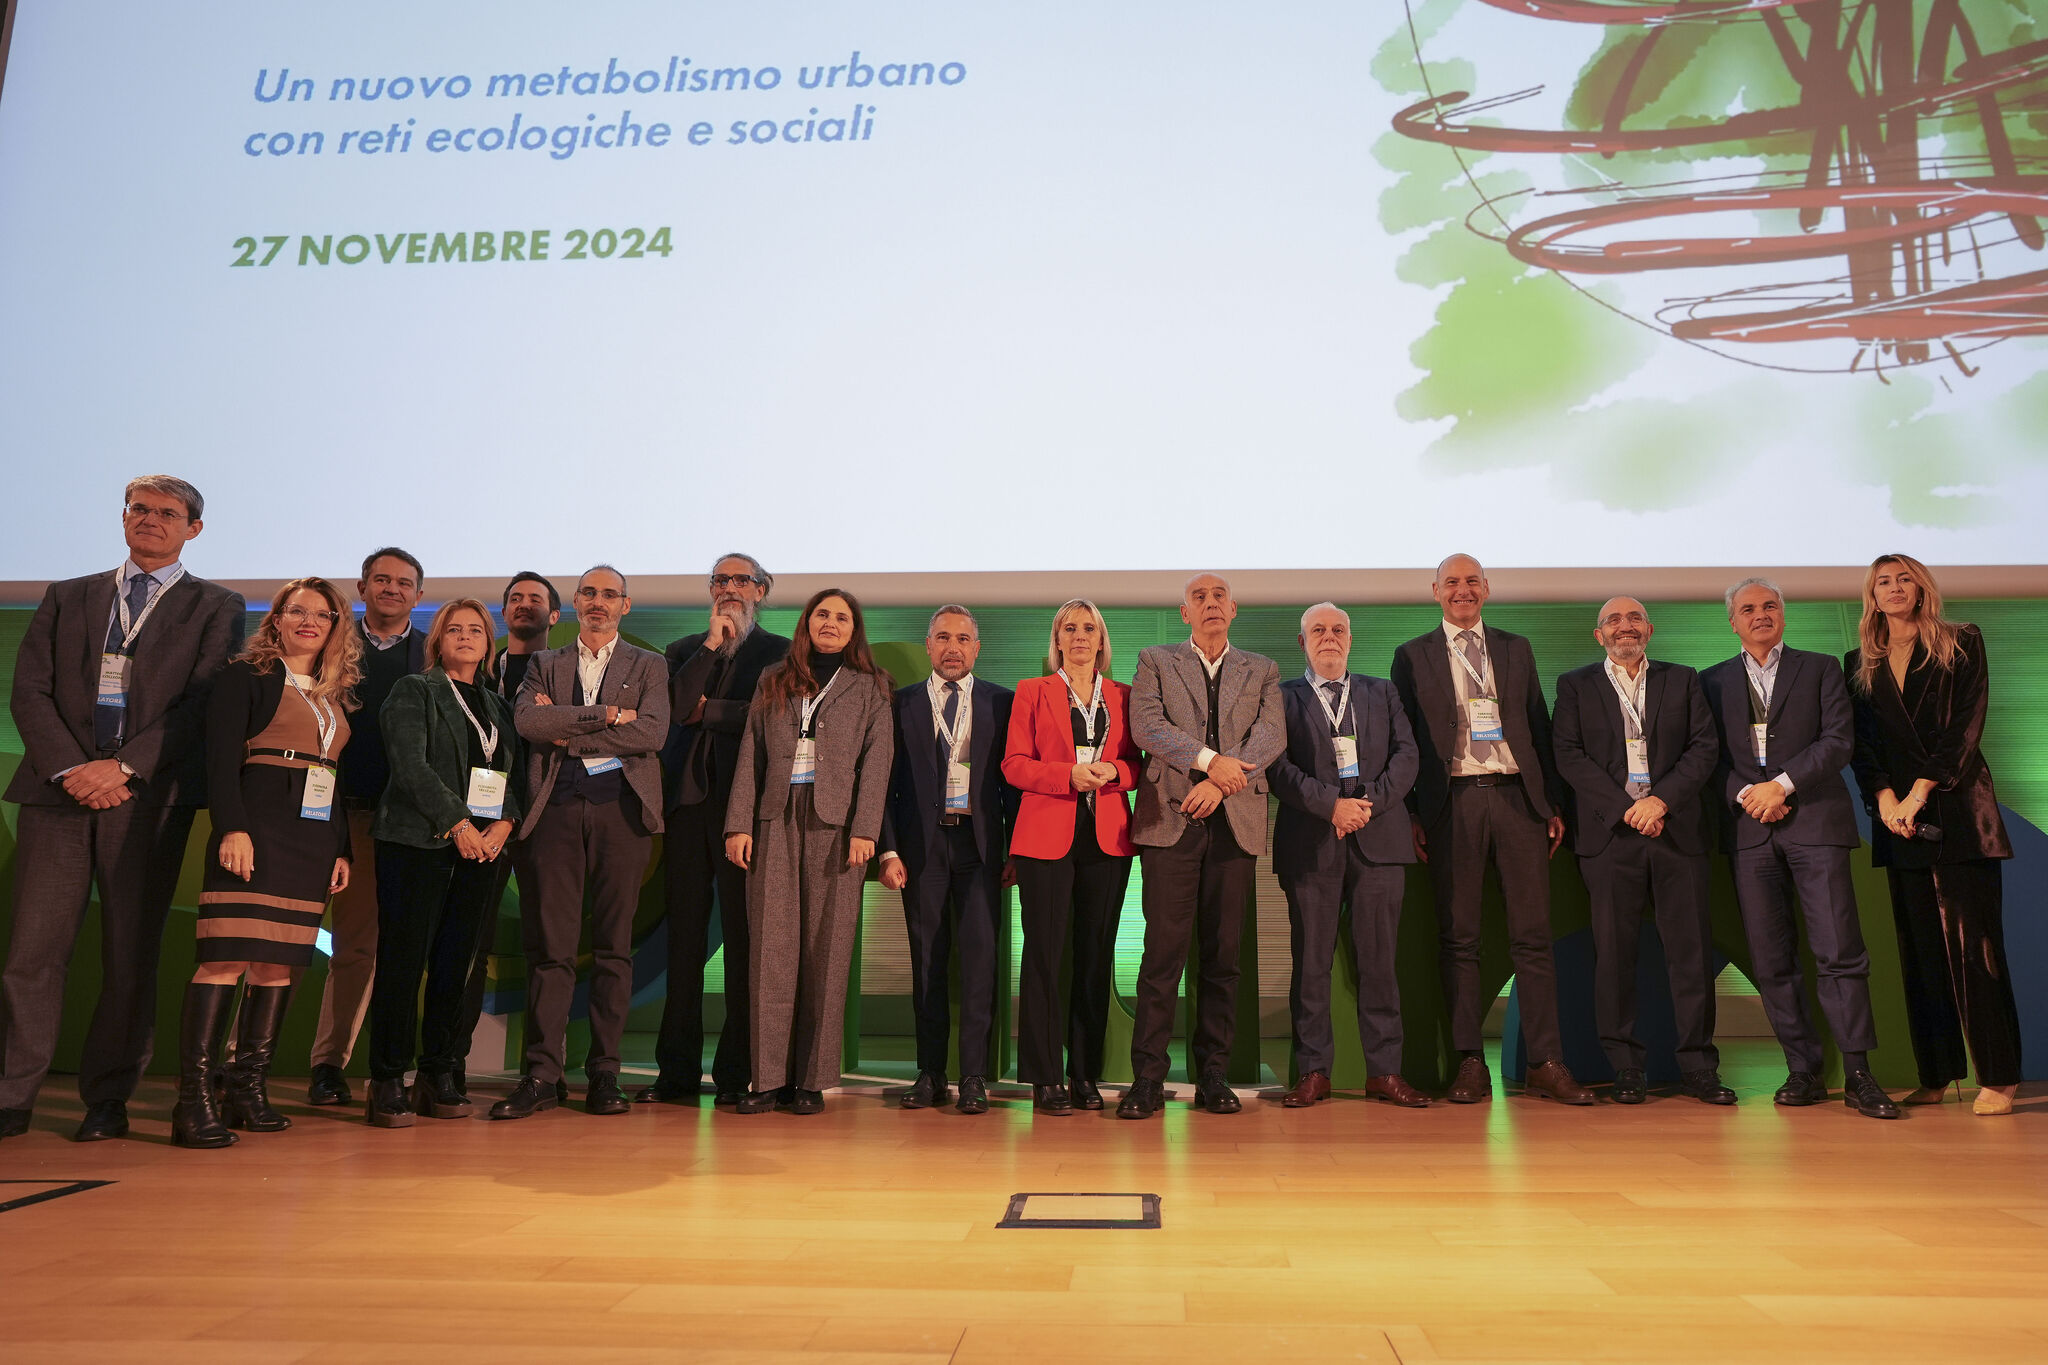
left=2, top=1, right=2045, bottom=603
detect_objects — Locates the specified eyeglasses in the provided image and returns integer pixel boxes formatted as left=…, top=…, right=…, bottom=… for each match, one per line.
left=123, top=503, right=189, bottom=523
left=708, top=574, right=762, bottom=589
left=575, top=587, right=626, bottom=602
left=278, top=607, right=338, bottom=625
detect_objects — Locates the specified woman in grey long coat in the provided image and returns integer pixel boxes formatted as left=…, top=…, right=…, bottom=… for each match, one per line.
left=725, top=588, right=893, bottom=1114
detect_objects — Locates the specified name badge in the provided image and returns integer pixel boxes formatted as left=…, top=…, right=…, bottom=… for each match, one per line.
left=1074, top=744, right=1100, bottom=766
left=582, top=754, right=623, bottom=776
left=1466, top=697, right=1505, bottom=742
left=1750, top=722, right=1769, bottom=767
left=300, top=766, right=336, bottom=822
left=791, top=736, right=818, bottom=784
left=97, top=652, right=130, bottom=707
left=945, top=760, right=971, bottom=813
left=1625, top=738, right=1651, bottom=787
left=467, top=767, right=507, bottom=819
left=1334, top=735, right=1360, bottom=779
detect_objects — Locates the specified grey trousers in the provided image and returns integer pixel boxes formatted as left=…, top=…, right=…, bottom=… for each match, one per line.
left=748, top=784, right=864, bottom=1093
left=310, top=806, right=379, bottom=1068
left=0, top=801, right=196, bottom=1109
left=1281, top=855, right=1406, bottom=1077
left=520, top=797, right=652, bottom=1085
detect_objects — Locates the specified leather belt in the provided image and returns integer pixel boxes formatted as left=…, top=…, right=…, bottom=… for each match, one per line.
left=247, top=747, right=338, bottom=769
left=937, top=814, right=968, bottom=827
left=1450, top=773, right=1512, bottom=788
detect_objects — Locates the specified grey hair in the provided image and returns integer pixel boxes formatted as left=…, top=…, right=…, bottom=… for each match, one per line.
left=124, top=474, right=204, bottom=521
left=710, top=551, right=772, bottom=600
left=1723, top=576, right=1785, bottom=618
left=1299, top=601, right=1349, bottom=634
left=927, top=604, right=979, bottom=636
left=581, top=563, right=629, bottom=596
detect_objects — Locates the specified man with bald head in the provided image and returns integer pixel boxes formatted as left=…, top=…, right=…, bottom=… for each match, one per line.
left=1553, top=598, right=1730, bottom=1104
left=1392, top=555, right=1591, bottom=1104
left=1118, top=573, right=1285, bottom=1118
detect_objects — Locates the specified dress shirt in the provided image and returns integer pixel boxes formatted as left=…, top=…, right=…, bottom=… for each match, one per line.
left=882, top=673, right=976, bottom=862
left=1190, top=639, right=1231, bottom=772
left=576, top=634, right=619, bottom=703
left=363, top=619, right=413, bottom=651
left=1736, top=642, right=1797, bottom=798
left=1440, top=618, right=1515, bottom=777
left=67, top=558, right=183, bottom=781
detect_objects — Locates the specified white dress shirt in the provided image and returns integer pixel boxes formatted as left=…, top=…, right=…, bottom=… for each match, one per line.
left=1190, top=640, right=1231, bottom=772
left=576, top=634, right=619, bottom=702
left=1440, top=618, right=1516, bottom=777
left=1737, top=642, right=1797, bottom=797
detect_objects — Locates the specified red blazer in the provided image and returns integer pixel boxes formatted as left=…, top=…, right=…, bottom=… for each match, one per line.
left=1002, top=673, right=1139, bottom=860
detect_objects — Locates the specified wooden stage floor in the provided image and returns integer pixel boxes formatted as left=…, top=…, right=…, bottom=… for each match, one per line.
left=2, top=1041, right=2045, bottom=1365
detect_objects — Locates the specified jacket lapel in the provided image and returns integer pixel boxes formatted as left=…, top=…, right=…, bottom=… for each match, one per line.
left=1767, top=649, right=1799, bottom=723
left=1484, top=625, right=1515, bottom=707
left=1176, top=644, right=1209, bottom=718
left=968, top=683, right=995, bottom=773
left=906, top=685, right=938, bottom=787
left=81, top=570, right=118, bottom=678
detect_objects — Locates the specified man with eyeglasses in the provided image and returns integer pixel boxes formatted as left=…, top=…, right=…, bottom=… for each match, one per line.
left=495, top=565, right=669, bottom=1119
left=640, top=554, right=789, bottom=1106
left=0, top=477, right=245, bottom=1142
left=306, top=547, right=428, bottom=1108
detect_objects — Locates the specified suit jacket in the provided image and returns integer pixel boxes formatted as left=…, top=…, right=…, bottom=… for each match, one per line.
left=1847, top=625, right=2010, bottom=866
left=375, top=667, right=525, bottom=851
left=512, top=639, right=670, bottom=837
left=1269, top=672, right=1418, bottom=878
left=1128, top=642, right=1286, bottom=854
left=1552, top=659, right=1718, bottom=858
left=726, top=668, right=894, bottom=840
left=659, top=625, right=790, bottom=812
left=1002, top=674, right=1141, bottom=860
left=880, top=678, right=1019, bottom=870
left=1390, top=623, right=1562, bottom=830
left=5, top=569, right=245, bottom=807
left=1700, top=646, right=1857, bottom=851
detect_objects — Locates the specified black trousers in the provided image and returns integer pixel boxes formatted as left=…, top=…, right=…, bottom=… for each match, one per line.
left=652, top=799, right=753, bottom=1094
left=367, top=839, right=502, bottom=1082
left=1731, top=835, right=1875, bottom=1074
left=1014, top=811, right=1130, bottom=1085
left=1581, top=832, right=1718, bottom=1074
left=0, top=801, right=195, bottom=1109
left=1281, top=853, right=1406, bottom=1077
left=899, top=821, right=1003, bottom=1078
left=1889, top=860, right=2023, bottom=1088
left=1131, top=819, right=1255, bottom=1085
left=521, top=798, right=652, bottom=1084
left=1429, top=780, right=1563, bottom=1064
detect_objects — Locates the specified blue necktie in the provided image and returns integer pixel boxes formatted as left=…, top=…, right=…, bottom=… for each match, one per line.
left=94, top=571, right=155, bottom=752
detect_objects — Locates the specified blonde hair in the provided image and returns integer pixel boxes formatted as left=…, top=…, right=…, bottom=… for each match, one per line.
left=1046, top=598, right=1112, bottom=675
left=1855, top=554, right=1960, bottom=694
left=425, top=598, right=501, bottom=687
left=241, top=577, right=362, bottom=708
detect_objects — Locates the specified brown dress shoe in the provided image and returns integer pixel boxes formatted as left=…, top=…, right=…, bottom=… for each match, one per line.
left=1524, top=1059, right=1596, bottom=1105
left=1364, top=1074, right=1429, bottom=1108
left=1446, top=1055, right=1491, bottom=1103
left=1282, top=1072, right=1331, bottom=1108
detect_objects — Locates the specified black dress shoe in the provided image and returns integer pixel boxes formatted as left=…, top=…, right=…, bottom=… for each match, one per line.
left=74, top=1100, right=129, bottom=1142
left=556, top=1079, right=570, bottom=1106
left=366, top=1077, right=416, bottom=1128
left=634, top=1080, right=699, bottom=1106
left=0, top=1108, right=29, bottom=1139
left=489, top=1075, right=559, bottom=1120
left=956, top=1076, right=989, bottom=1115
left=1612, top=1068, right=1648, bottom=1105
left=1116, top=1079, right=1163, bottom=1119
left=413, top=1068, right=473, bottom=1119
left=1774, top=1071, right=1828, bottom=1106
left=1069, top=1077, right=1103, bottom=1111
left=307, top=1064, right=351, bottom=1107
left=1195, top=1070, right=1241, bottom=1114
left=788, top=1089, right=825, bottom=1115
left=1844, top=1069, right=1903, bottom=1120
left=1033, top=1084, right=1073, bottom=1115
left=714, top=1089, right=745, bottom=1107
left=900, top=1071, right=948, bottom=1110
left=734, top=1089, right=780, bottom=1114
left=1680, top=1068, right=1737, bottom=1106
left=584, top=1072, right=630, bottom=1116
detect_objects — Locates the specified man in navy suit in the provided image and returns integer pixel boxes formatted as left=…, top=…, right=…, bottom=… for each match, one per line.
left=879, top=606, right=1017, bottom=1115
left=1701, top=577, right=1898, bottom=1119
left=1553, top=597, right=1732, bottom=1106
left=1268, top=604, right=1427, bottom=1108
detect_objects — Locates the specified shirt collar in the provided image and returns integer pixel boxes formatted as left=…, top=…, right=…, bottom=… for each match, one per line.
left=1441, top=618, right=1485, bottom=646
left=1188, top=639, right=1231, bottom=678
left=119, top=557, right=182, bottom=588
left=362, top=618, right=413, bottom=650
left=1304, top=667, right=1348, bottom=689
left=1604, top=655, right=1648, bottom=692
left=1743, top=643, right=1785, bottom=674
left=927, top=672, right=974, bottom=697
left=577, top=634, right=619, bottom=664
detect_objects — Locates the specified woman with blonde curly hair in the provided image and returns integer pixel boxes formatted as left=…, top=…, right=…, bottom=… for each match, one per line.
left=175, top=577, right=362, bottom=1148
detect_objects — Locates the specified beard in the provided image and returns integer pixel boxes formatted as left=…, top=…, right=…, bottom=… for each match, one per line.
left=715, top=604, right=753, bottom=654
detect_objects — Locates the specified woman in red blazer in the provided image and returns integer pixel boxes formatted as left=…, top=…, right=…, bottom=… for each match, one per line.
left=1002, top=599, right=1139, bottom=1114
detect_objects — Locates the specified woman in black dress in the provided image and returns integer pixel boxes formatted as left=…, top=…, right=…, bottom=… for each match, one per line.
left=1847, top=553, right=2022, bottom=1117
left=175, top=578, right=360, bottom=1148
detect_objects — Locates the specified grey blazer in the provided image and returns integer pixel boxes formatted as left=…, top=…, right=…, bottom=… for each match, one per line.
left=512, top=638, right=670, bottom=837
left=5, top=569, right=246, bottom=807
left=726, top=669, right=894, bottom=841
left=1128, top=642, right=1286, bottom=854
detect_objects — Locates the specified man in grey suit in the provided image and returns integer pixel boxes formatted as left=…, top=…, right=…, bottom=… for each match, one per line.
left=0, top=476, right=245, bottom=1142
left=1700, top=577, right=1897, bottom=1119
left=492, top=565, right=670, bottom=1120
left=1268, top=603, right=1426, bottom=1109
left=1118, top=573, right=1285, bottom=1118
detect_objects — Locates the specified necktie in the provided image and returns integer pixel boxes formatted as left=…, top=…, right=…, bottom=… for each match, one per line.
left=1322, top=678, right=1343, bottom=716
left=1458, top=630, right=1494, bottom=762
left=938, top=681, right=959, bottom=770
left=95, top=572, right=156, bottom=752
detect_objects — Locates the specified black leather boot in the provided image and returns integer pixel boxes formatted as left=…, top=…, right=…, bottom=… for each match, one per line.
left=171, top=983, right=240, bottom=1149
left=366, top=1077, right=416, bottom=1128
left=224, top=984, right=293, bottom=1132
left=413, top=1068, right=473, bottom=1119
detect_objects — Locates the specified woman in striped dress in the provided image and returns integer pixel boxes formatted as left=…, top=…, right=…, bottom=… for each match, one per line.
left=173, top=578, right=361, bottom=1148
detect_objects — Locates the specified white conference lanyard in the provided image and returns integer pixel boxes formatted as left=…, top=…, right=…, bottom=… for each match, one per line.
left=1450, top=636, right=1506, bottom=742
left=97, top=566, right=186, bottom=707
left=1609, top=665, right=1652, bottom=789
left=1060, top=669, right=1107, bottom=764
left=1744, top=657, right=1775, bottom=768
left=287, top=673, right=340, bottom=822
left=929, top=677, right=972, bottom=813
left=1307, top=670, right=1359, bottom=779
left=576, top=648, right=624, bottom=775
left=448, top=678, right=508, bottom=818
left=791, top=669, right=842, bottom=784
